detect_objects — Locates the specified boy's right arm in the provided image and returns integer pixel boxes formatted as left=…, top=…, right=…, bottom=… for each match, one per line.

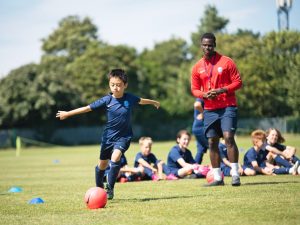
left=138, top=159, right=157, bottom=172
left=252, top=161, right=273, bottom=175
left=56, top=106, right=92, bottom=120
left=177, top=158, right=193, bottom=170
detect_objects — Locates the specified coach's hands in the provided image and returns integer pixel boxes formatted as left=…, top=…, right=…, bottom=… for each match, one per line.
left=204, top=88, right=227, bottom=100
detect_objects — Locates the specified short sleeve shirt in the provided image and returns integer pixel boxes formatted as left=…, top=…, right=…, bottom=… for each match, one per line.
left=134, top=152, right=158, bottom=167
left=243, top=147, right=268, bottom=168
left=167, top=145, right=195, bottom=169
left=89, top=93, right=140, bottom=144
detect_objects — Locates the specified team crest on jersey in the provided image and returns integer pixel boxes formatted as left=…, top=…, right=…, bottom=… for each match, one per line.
left=124, top=101, right=129, bottom=108
left=198, top=68, right=205, bottom=74
left=217, top=67, right=223, bottom=74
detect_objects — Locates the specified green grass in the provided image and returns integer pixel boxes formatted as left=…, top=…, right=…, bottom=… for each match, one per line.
left=1, top=135, right=300, bottom=225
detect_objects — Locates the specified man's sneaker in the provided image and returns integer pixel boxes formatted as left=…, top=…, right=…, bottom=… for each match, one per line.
left=166, top=174, right=178, bottom=180
left=290, top=161, right=299, bottom=175
left=231, top=175, right=241, bottom=186
left=203, top=179, right=224, bottom=187
left=105, top=184, right=114, bottom=200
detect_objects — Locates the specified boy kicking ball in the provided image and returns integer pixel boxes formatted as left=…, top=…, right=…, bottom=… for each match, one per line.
left=56, top=69, right=160, bottom=200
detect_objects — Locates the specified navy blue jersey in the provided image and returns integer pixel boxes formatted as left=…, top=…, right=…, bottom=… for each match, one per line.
left=89, top=93, right=140, bottom=144
left=134, top=152, right=158, bottom=167
left=243, top=147, right=268, bottom=168
left=167, top=145, right=195, bottom=169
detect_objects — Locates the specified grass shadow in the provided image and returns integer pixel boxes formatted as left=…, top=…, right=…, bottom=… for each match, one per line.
left=116, top=194, right=205, bottom=203
left=242, top=180, right=300, bottom=186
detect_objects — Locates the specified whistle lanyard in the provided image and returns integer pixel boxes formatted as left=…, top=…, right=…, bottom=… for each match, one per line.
left=204, top=55, right=215, bottom=90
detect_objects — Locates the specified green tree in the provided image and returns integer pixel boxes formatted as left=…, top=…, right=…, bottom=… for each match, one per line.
left=41, top=15, right=99, bottom=60
left=232, top=31, right=300, bottom=117
left=0, top=64, right=81, bottom=128
left=137, top=38, right=193, bottom=116
left=66, top=43, right=139, bottom=104
left=190, top=5, right=229, bottom=59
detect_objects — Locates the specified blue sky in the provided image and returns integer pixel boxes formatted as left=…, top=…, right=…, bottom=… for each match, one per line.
left=0, top=0, right=299, bottom=77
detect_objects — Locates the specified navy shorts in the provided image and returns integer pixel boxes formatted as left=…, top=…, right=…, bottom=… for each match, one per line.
left=221, top=166, right=231, bottom=176
left=100, top=137, right=131, bottom=160
left=203, top=106, right=237, bottom=138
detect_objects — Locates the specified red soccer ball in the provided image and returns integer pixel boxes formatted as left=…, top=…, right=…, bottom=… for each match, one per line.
left=84, top=187, right=107, bottom=209
left=206, top=169, right=224, bottom=184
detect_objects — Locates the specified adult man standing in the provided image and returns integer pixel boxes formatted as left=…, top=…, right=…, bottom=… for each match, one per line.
left=191, top=33, right=242, bottom=186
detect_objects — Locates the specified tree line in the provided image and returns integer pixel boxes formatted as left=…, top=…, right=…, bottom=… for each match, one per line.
left=0, top=5, right=300, bottom=130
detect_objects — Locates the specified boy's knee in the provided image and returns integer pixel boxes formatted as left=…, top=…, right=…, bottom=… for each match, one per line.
left=158, top=160, right=164, bottom=165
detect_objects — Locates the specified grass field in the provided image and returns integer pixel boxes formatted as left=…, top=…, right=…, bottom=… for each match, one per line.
left=1, top=135, right=300, bottom=225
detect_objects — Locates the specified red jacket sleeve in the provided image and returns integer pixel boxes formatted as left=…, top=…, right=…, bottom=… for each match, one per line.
left=191, top=64, right=204, bottom=98
left=225, top=60, right=242, bottom=94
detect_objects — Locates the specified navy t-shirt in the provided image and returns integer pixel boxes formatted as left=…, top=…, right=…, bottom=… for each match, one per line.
left=266, top=142, right=286, bottom=152
left=134, top=152, right=159, bottom=167
left=167, top=145, right=195, bottom=169
left=89, top=93, right=140, bottom=144
left=243, top=147, right=268, bottom=168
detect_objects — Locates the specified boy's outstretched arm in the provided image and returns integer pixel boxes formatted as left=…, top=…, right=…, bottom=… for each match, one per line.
left=139, top=98, right=160, bottom=109
left=56, top=106, right=92, bottom=120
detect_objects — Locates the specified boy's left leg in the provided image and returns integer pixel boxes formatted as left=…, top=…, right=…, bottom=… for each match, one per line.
left=106, top=149, right=122, bottom=200
left=274, top=155, right=293, bottom=168
left=95, top=159, right=109, bottom=188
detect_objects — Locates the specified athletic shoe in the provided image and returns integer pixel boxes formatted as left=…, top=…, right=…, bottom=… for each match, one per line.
left=105, top=183, right=114, bottom=200
left=151, top=174, right=160, bottom=181
left=166, top=174, right=178, bottom=180
left=231, top=175, right=241, bottom=186
left=119, top=177, right=128, bottom=183
left=203, top=179, right=224, bottom=187
left=184, top=174, right=198, bottom=179
left=289, top=161, right=299, bottom=175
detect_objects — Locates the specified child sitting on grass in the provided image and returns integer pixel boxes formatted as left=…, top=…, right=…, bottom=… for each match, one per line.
left=219, top=139, right=244, bottom=176
left=102, top=154, right=142, bottom=183
left=243, top=130, right=299, bottom=176
left=134, top=137, right=178, bottom=181
left=167, top=130, right=202, bottom=179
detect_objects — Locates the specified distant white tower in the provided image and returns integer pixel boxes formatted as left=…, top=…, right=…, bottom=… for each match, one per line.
left=276, top=0, right=293, bottom=30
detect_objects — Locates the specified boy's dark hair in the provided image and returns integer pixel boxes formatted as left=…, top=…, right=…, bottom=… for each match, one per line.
left=108, top=69, right=128, bottom=84
left=176, top=129, right=191, bottom=143
left=200, top=33, right=216, bottom=46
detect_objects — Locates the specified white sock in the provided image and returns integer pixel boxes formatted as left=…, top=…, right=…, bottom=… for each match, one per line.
left=289, top=161, right=299, bottom=174
left=231, top=163, right=239, bottom=177
left=213, top=168, right=222, bottom=181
